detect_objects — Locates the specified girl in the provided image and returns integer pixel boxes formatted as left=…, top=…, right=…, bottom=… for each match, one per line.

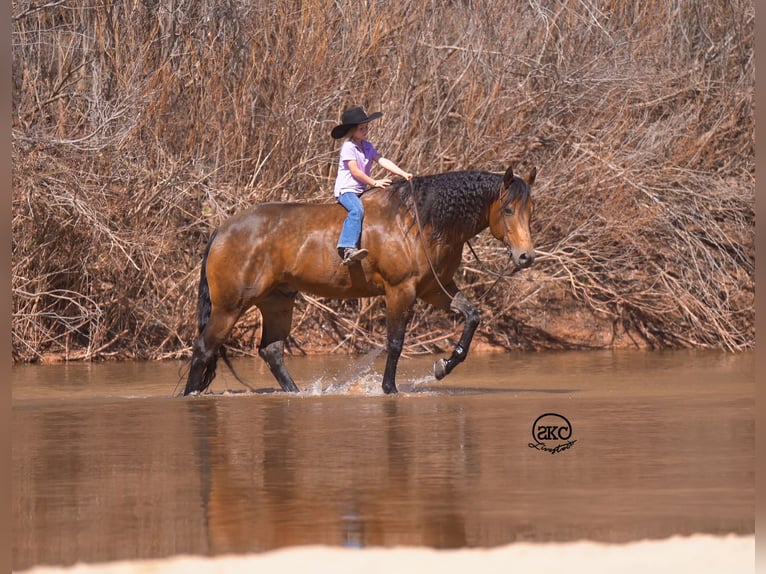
left=331, top=106, right=412, bottom=265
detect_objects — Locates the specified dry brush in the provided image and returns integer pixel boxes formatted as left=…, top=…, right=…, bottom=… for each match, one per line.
left=12, top=0, right=754, bottom=362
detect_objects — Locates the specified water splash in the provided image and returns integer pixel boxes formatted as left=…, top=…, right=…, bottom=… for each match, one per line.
left=295, top=347, right=446, bottom=396
left=325, top=373, right=385, bottom=396
left=307, top=379, right=324, bottom=396
left=406, top=375, right=435, bottom=388
left=301, top=347, right=384, bottom=396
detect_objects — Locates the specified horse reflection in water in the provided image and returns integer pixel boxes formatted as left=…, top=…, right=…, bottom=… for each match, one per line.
left=184, top=166, right=536, bottom=396
left=190, top=398, right=475, bottom=552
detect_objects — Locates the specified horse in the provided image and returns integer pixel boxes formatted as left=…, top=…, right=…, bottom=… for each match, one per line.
left=183, top=165, right=536, bottom=396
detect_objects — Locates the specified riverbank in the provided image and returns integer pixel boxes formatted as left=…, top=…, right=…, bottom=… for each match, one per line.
left=17, top=535, right=755, bottom=574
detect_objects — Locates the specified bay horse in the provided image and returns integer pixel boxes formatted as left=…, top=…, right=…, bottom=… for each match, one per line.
left=183, top=165, right=536, bottom=396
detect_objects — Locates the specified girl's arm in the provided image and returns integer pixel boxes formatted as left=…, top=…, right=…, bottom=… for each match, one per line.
left=348, top=160, right=391, bottom=188
left=377, top=156, right=413, bottom=180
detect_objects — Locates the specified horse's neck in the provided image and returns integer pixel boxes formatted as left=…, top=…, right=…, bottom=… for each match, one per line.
left=392, top=196, right=492, bottom=249
left=444, top=207, right=491, bottom=245
left=370, top=185, right=493, bottom=256
left=465, top=212, right=491, bottom=242
left=419, top=217, right=488, bottom=267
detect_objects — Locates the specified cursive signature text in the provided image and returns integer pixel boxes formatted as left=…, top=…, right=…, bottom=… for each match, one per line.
left=528, top=439, right=577, bottom=454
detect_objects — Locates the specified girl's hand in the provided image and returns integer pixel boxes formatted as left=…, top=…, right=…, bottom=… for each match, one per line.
left=402, top=172, right=413, bottom=180
left=373, top=178, right=392, bottom=188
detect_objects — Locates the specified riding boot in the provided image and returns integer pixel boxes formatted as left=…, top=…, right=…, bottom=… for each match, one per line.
left=341, top=247, right=368, bottom=265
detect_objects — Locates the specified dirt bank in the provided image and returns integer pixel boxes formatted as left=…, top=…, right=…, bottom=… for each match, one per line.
left=17, top=535, right=754, bottom=574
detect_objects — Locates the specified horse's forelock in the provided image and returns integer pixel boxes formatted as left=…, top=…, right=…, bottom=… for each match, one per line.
left=502, top=175, right=531, bottom=209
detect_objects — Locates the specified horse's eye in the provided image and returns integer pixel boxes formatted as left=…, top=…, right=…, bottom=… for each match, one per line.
left=504, top=207, right=514, bottom=216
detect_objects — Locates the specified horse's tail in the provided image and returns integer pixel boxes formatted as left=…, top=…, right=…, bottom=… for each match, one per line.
left=194, top=228, right=257, bottom=393
left=183, top=229, right=219, bottom=396
left=197, top=228, right=218, bottom=335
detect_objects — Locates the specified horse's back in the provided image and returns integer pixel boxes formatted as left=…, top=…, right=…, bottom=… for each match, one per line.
left=204, top=197, right=397, bottom=303
left=215, top=193, right=396, bottom=245
left=221, top=200, right=341, bottom=227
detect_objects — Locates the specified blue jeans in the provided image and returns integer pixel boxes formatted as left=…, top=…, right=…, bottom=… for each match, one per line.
left=337, top=192, right=364, bottom=249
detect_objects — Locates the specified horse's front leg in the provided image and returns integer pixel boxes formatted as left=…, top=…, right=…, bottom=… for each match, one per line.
left=382, top=286, right=416, bottom=395
left=257, top=294, right=300, bottom=393
left=426, top=288, right=480, bottom=380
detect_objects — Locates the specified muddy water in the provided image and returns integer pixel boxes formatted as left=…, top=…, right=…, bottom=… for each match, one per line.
left=12, top=351, right=754, bottom=570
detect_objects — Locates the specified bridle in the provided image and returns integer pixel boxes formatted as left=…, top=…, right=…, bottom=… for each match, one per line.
left=466, top=188, right=521, bottom=300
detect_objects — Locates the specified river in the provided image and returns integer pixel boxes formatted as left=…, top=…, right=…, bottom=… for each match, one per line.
left=12, top=350, right=754, bottom=570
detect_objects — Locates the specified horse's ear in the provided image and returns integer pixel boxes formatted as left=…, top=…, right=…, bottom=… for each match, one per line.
left=526, top=167, right=537, bottom=186
left=503, top=165, right=515, bottom=188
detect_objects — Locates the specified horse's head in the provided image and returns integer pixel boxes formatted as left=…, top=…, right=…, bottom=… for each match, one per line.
left=488, top=165, right=536, bottom=269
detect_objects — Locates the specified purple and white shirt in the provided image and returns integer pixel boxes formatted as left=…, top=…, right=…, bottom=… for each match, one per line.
left=333, top=139, right=379, bottom=197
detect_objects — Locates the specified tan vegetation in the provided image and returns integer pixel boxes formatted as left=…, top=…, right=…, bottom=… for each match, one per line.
left=12, top=0, right=754, bottom=362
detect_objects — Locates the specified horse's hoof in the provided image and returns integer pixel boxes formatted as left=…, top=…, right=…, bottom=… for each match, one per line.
left=383, top=383, right=398, bottom=395
left=434, top=358, right=448, bottom=380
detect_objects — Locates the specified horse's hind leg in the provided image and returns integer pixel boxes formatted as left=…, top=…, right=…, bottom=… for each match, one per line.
left=422, top=286, right=479, bottom=380
left=257, top=294, right=300, bottom=393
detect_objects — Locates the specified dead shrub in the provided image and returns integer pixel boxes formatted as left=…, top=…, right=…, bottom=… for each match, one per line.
left=12, top=0, right=754, bottom=361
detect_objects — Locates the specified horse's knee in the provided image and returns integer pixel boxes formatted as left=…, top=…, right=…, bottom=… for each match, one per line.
left=451, top=293, right=479, bottom=327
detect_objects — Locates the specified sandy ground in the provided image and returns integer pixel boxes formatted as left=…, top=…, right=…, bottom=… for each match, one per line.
left=17, top=535, right=754, bottom=574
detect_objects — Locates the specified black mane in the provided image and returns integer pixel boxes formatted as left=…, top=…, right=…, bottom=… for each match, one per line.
left=389, top=170, right=529, bottom=242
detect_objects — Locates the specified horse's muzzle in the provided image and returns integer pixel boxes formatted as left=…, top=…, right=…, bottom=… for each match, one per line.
left=511, top=248, right=535, bottom=269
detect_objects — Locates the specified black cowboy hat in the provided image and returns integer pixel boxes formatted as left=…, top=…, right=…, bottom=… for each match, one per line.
left=331, top=106, right=383, bottom=139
